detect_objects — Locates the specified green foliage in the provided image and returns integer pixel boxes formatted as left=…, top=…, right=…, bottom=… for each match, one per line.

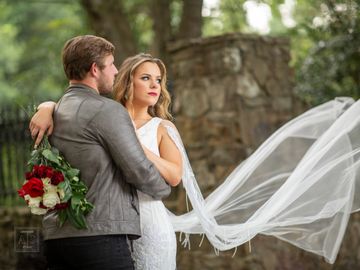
left=0, top=0, right=90, bottom=106
left=259, top=0, right=360, bottom=105
left=294, top=1, right=360, bottom=104
left=203, top=0, right=248, bottom=36
left=0, top=3, right=23, bottom=103
left=203, top=0, right=359, bottom=105
left=118, top=0, right=185, bottom=52
left=122, top=0, right=154, bottom=51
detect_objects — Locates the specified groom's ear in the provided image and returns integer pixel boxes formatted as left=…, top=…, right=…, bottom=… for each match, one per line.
left=90, top=62, right=99, bottom=78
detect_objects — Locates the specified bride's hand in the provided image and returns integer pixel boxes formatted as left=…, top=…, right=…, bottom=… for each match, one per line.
left=29, top=101, right=56, bottom=147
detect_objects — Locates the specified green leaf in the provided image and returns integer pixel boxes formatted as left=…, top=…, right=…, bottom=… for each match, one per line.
left=51, top=146, right=60, bottom=156
left=66, top=168, right=79, bottom=179
left=82, top=200, right=94, bottom=215
left=27, top=149, right=41, bottom=166
left=73, top=214, right=87, bottom=229
left=71, top=193, right=82, bottom=209
left=42, top=149, right=61, bottom=165
left=30, top=149, right=40, bottom=157
left=66, top=207, right=87, bottom=229
left=58, top=181, right=72, bottom=201
left=58, top=209, right=67, bottom=227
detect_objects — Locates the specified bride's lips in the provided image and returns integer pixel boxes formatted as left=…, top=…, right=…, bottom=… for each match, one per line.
left=148, top=92, right=158, bottom=96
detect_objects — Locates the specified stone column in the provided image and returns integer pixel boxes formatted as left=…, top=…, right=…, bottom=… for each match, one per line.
left=168, top=33, right=301, bottom=198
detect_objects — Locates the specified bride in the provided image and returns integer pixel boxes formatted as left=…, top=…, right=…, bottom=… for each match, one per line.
left=31, top=53, right=360, bottom=266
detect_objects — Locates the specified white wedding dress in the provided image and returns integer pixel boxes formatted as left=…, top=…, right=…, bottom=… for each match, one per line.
left=132, top=117, right=177, bottom=270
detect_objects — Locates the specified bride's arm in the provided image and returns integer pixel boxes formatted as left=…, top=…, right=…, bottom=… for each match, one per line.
left=29, top=101, right=56, bottom=147
left=142, top=122, right=182, bottom=187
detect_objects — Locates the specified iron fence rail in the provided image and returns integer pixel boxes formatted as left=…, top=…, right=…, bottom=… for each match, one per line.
left=0, top=105, right=32, bottom=205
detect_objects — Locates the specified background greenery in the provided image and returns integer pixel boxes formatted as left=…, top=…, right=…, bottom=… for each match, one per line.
left=0, top=0, right=89, bottom=105
left=0, top=0, right=358, bottom=106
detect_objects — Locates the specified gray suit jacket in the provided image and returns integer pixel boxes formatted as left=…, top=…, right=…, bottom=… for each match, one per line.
left=43, top=84, right=171, bottom=240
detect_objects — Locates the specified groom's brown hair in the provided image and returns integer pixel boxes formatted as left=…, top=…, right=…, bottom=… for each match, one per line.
left=62, top=35, right=115, bottom=81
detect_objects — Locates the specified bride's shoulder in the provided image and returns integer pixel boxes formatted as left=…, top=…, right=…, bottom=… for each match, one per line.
left=159, top=119, right=177, bottom=129
left=157, top=119, right=180, bottom=138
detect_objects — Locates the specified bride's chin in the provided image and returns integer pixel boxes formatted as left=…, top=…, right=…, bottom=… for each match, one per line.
left=144, top=99, right=158, bottom=107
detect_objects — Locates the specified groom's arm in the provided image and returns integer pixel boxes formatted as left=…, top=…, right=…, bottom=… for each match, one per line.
left=94, top=101, right=171, bottom=200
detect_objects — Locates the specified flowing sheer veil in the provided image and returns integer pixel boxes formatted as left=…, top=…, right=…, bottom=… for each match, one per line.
left=162, top=97, right=360, bottom=264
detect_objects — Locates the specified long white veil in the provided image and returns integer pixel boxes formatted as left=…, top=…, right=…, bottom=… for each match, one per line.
left=163, top=97, right=360, bottom=264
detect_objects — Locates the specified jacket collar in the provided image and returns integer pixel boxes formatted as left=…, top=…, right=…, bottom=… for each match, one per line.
left=67, top=83, right=99, bottom=95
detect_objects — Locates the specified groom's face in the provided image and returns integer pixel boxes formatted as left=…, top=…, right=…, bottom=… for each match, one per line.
left=97, top=54, right=118, bottom=94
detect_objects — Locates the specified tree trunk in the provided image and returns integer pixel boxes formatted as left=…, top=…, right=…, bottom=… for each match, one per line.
left=177, top=0, right=203, bottom=39
left=150, top=0, right=172, bottom=65
left=148, top=0, right=173, bottom=82
left=80, top=0, right=137, bottom=66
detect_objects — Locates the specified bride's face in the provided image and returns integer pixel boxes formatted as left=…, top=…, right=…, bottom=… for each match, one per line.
left=132, top=62, right=162, bottom=107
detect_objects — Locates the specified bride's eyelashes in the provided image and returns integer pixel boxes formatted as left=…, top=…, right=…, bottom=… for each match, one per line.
left=140, top=75, right=162, bottom=84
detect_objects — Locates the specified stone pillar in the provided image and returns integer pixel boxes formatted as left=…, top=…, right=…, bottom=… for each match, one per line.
left=168, top=33, right=301, bottom=197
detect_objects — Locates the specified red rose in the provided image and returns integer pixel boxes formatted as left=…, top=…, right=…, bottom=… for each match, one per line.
left=32, top=165, right=40, bottom=176
left=51, top=171, right=64, bottom=185
left=17, top=187, right=27, bottom=198
left=25, top=171, right=34, bottom=180
left=45, top=167, right=54, bottom=178
left=33, top=165, right=53, bottom=178
left=19, top=178, right=44, bottom=198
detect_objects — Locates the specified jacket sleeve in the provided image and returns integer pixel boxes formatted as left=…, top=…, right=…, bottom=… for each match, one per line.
left=93, top=101, right=171, bottom=200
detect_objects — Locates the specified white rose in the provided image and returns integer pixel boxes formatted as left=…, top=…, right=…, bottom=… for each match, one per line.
left=30, top=206, right=48, bottom=215
left=43, top=188, right=60, bottom=208
left=24, top=195, right=42, bottom=208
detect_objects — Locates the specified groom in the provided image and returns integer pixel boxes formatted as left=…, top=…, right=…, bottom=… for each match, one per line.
left=32, top=35, right=171, bottom=269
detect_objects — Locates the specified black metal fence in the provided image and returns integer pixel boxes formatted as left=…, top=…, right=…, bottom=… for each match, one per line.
left=0, top=105, right=33, bottom=205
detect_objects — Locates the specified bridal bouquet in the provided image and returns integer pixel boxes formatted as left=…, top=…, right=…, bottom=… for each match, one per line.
left=18, top=136, right=94, bottom=229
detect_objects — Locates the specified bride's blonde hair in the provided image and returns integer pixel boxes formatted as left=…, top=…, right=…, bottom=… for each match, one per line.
left=113, top=53, right=172, bottom=120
